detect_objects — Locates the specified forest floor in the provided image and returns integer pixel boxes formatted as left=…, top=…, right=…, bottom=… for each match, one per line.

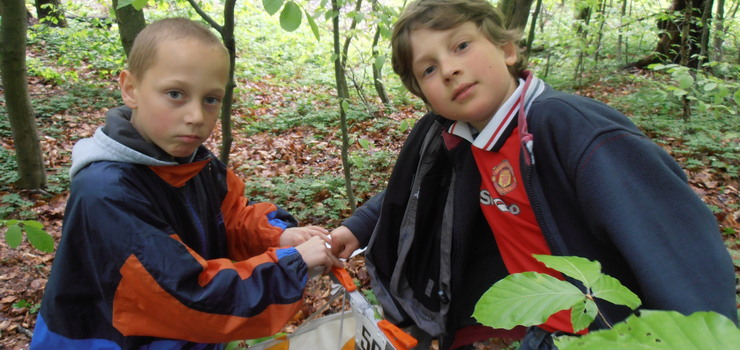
left=1, top=65, right=739, bottom=350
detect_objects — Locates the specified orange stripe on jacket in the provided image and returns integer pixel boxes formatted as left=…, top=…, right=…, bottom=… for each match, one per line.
left=112, top=254, right=303, bottom=343
left=170, top=234, right=277, bottom=286
left=221, top=169, right=283, bottom=261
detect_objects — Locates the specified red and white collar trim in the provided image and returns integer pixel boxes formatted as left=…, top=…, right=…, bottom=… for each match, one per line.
left=448, top=72, right=544, bottom=152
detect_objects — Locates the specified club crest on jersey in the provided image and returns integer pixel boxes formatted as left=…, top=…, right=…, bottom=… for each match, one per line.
left=492, top=160, right=516, bottom=195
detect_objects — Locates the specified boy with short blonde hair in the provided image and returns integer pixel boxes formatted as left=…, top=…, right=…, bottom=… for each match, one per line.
left=32, top=18, right=340, bottom=350
left=330, top=0, right=736, bottom=348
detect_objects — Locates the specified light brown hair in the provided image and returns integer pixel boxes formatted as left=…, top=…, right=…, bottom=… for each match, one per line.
left=391, top=0, right=526, bottom=102
left=126, top=18, right=227, bottom=79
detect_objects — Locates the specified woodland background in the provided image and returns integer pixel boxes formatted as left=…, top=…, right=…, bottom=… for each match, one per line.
left=0, top=0, right=739, bottom=349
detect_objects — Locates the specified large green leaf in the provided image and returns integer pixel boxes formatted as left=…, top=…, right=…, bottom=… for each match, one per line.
left=279, top=1, right=302, bottom=32
left=555, top=311, right=740, bottom=350
left=534, top=254, right=602, bottom=288
left=570, top=299, right=597, bottom=333
left=5, top=224, right=22, bottom=249
left=473, top=272, right=584, bottom=329
left=591, top=274, right=641, bottom=310
left=23, top=220, right=44, bottom=229
left=262, top=0, right=284, bottom=15
left=26, top=226, right=55, bottom=253
left=305, top=12, right=320, bottom=41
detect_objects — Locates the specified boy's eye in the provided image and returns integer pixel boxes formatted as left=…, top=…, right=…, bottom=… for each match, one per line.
left=204, top=96, right=221, bottom=105
left=422, top=65, right=436, bottom=77
left=167, top=91, right=183, bottom=99
left=456, top=41, right=470, bottom=52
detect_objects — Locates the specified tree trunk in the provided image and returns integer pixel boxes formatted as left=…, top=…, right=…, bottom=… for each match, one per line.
left=0, top=0, right=47, bottom=190
left=112, top=0, right=146, bottom=57
left=371, top=0, right=389, bottom=105
left=573, top=4, right=592, bottom=84
left=712, top=0, right=725, bottom=61
left=616, top=0, right=628, bottom=62
left=698, top=0, right=714, bottom=67
left=333, top=0, right=357, bottom=212
left=593, top=0, right=608, bottom=63
left=628, top=0, right=710, bottom=69
left=498, top=0, right=534, bottom=31
left=371, top=27, right=390, bottom=105
left=525, top=0, right=543, bottom=55
left=680, top=3, right=692, bottom=121
left=218, top=1, right=237, bottom=165
left=35, top=0, right=67, bottom=27
left=184, top=0, right=237, bottom=165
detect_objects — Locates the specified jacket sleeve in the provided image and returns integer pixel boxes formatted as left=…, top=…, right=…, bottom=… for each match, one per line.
left=536, top=97, right=737, bottom=324
left=58, top=165, right=308, bottom=344
left=221, top=169, right=298, bottom=261
left=342, top=191, right=385, bottom=247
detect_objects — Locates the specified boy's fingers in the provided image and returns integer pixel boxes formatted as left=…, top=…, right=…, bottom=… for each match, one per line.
left=305, top=225, right=329, bottom=235
left=323, top=253, right=343, bottom=273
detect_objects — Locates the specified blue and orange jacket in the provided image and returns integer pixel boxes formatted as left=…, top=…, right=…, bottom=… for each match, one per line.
left=31, top=107, right=309, bottom=349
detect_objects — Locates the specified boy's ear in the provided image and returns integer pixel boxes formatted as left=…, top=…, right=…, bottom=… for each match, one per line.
left=502, top=42, right=518, bottom=66
left=119, top=70, right=138, bottom=109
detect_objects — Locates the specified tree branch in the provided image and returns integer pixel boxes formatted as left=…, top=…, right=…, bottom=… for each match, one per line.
left=186, top=0, right=223, bottom=33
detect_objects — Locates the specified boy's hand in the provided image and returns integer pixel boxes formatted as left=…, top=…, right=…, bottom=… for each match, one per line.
left=280, top=226, right=329, bottom=247
left=329, top=226, right=360, bottom=260
left=295, top=236, right=342, bottom=272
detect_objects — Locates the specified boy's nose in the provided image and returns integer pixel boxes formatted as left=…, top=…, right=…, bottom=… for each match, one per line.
left=185, top=104, right=205, bottom=125
left=442, top=64, right=462, bottom=81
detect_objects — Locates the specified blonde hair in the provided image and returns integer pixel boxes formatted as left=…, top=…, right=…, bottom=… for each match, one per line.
left=391, top=0, right=526, bottom=102
left=126, top=18, right=227, bottom=79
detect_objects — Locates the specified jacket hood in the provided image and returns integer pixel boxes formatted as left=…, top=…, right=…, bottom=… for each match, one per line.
left=69, top=107, right=178, bottom=178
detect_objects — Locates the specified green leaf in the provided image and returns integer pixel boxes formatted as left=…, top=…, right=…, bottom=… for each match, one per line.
left=473, top=272, right=584, bottom=329
left=5, top=224, right=23, bottom=249
left=349, top=11, right=365, bottom=23
left=306, top=13, right=320, bottom=41
left=379, top=26, right=391, bottom=39
left=118, top=0, right=147, bottom=11
left=116, top=0, right=134, bottom=10
left=324, top=10, right=339, bottom=20
left=131, top=0, right=147, bottom=10
left=534, top=255, right=602, bottom=288
left=570, top=298, right=597, bottom=333
left=279, top=1, right=302, bottom=32
left=555, top=311, right=740, bottom=350
left=591, top=274, right=641, bottom=309
left=25, top=226, right=55, bottom=253
left=676, top=74, right=694, bottom=90
left=399, top=119, right=410, bottom=133
left=23, top=220, right=44, bottom=229
left=341, top=100, right=349, bottom=113
left=702, top=82, right=717, bottom=91
left=374, top=55, right=386, bottom=71
left=358, top=139, right=371, bottom=149
left=263, top=0, right=284, bottom=15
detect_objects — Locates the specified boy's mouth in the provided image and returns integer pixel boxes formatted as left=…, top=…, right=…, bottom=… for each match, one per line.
left=178, top=135, right=202, bottom=143
left=452, top=83, right=474, bottom=101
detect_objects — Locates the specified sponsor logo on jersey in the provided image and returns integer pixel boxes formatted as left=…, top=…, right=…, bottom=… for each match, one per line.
left=480, top=190, right=520, bottom=215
